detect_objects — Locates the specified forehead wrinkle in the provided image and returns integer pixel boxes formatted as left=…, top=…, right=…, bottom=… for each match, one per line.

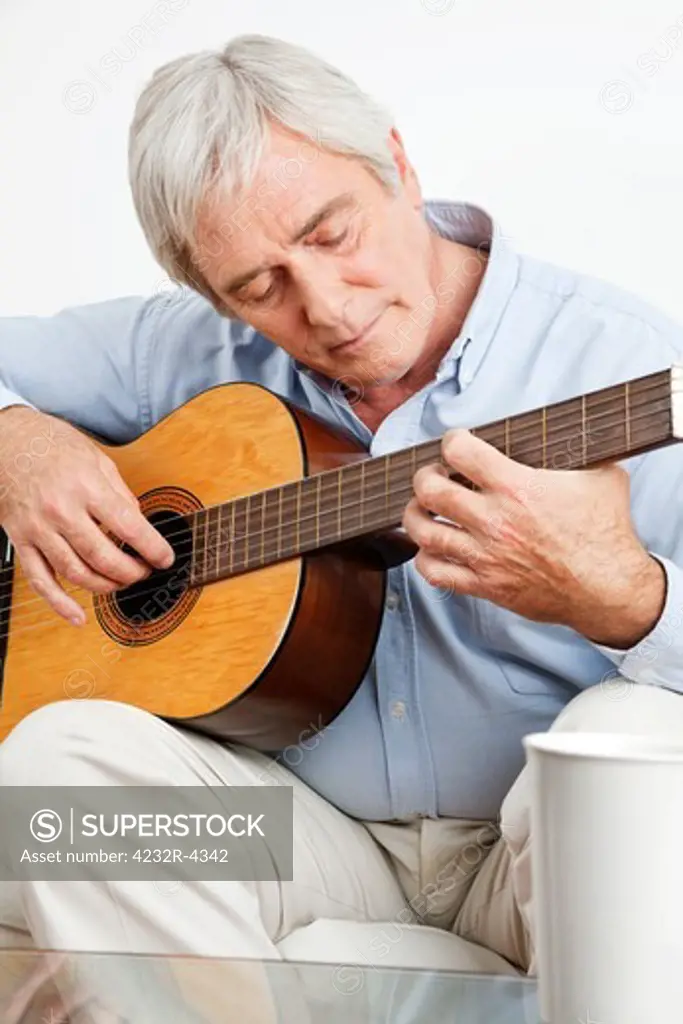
left=219, top=191, right=359, bottom=295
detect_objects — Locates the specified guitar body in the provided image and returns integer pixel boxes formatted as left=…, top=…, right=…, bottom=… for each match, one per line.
left=0, top=384, right=395, bottom=750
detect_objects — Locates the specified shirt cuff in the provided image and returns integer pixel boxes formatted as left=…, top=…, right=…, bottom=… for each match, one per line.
left=592, top=554, right=683, bottom=691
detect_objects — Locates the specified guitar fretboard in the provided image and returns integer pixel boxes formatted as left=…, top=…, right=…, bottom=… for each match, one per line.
left=189, top=367, right=676, bottom=586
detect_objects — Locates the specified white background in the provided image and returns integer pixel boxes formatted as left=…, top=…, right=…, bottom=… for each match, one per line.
left=1, top=0, right=683, bottom=319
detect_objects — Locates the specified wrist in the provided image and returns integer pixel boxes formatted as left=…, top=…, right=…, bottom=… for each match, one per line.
left=578, top=553, right=667, bottom=649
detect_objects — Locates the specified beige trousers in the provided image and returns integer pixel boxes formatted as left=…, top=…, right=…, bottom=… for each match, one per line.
left=0, top=679, right=681, bottom=1020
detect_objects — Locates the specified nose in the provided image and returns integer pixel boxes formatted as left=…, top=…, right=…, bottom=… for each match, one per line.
left=294, top=259, right=352, bottom=331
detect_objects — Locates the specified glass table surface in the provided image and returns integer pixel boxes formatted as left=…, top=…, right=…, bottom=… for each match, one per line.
left=0, top=949, right=540, bottom=1023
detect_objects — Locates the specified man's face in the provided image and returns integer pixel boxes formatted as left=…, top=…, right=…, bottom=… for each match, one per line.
left=193, top=123, right=438, bottom=390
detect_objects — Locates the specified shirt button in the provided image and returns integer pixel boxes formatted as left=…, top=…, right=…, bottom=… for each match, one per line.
left=390, top=700, right=407, bottom=720
left=386, top=590, right=401, bottom=611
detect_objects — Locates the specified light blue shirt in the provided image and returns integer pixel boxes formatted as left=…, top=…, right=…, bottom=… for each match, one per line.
left=3, top=200, right=683, bottom=822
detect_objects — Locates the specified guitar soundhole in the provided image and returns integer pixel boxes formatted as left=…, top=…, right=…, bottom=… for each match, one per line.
left=113, top=511, right=192, bottom=623
left=94, top=486, right=203, bottom=647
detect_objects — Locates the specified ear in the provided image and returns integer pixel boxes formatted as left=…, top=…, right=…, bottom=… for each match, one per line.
left=387, top=127, right=423, bottom=208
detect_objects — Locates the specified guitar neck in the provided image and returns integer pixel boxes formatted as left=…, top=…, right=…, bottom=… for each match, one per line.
left=190, top=365, right=683, bottom=585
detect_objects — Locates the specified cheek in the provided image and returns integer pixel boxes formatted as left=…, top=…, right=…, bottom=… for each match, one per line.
left=351, top=215, right=420, bottom=292
left=379, top=233, right=434, bottom=311
left=237, top=304, right=307, bottom=357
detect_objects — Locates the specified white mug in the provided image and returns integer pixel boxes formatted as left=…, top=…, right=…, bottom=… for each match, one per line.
left=524, top=730, right=683, bottom=1024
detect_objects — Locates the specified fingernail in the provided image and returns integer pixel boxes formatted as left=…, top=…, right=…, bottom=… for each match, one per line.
left=70, top=613, right=86, bottom=627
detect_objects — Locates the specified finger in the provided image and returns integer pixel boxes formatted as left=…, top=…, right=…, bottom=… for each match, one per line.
left=441, top=428, right=529, bottom=492
left=403, top=497, right=485, bottom=566
left=89, top=488, right=175, bottom=569
left=39, top=527, right=132, bottom=592
left=99, top=455, right=143, bottom=504
left=415, top=549, right=479, bottom=596
left=18, top=544, right=86, bottom=625
left=412, top=463, right=487, bottom=530
left=64, top=514, right=153, bottom=587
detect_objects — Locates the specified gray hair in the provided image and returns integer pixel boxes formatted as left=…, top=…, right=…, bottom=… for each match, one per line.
left=128, top=34, right=398, bottom=306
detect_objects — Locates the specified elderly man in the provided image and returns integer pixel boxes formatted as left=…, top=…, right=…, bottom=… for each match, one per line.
left=1, top=31, right=683, bottom=1000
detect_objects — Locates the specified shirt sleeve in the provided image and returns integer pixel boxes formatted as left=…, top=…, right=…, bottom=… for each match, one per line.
left=0, top=295, right=161, bottom=442
left=582, top=308, right=683, bottom=692
left=593, top=553, right=683, bottom=690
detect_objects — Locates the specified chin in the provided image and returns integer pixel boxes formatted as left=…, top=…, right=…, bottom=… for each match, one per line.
left=359, top=354, right=415, bottom=386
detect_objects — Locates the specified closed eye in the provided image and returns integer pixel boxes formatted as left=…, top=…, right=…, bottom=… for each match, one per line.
left=247, top=283, right=277, bottom=305
left=316, top=228, right=349, bottom=248
left=237, top=275, right=280, bottom=306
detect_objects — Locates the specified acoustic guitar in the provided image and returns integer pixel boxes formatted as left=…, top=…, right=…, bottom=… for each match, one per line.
left=0, top=365, right=680, bottom=750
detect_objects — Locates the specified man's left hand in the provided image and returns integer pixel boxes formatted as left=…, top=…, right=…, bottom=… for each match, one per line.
left=402, top=428, right=667, bottom=648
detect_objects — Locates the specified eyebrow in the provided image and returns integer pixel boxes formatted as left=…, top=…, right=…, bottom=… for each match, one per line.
left=221, top=192, right=358, bottom=295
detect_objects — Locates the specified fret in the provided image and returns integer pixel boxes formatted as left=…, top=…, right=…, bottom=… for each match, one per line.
left=506, top=416, right=515, bottom=461
left=337, top=469, right=343, bottom=540
left=244, top=494, right=252, bottom=570
left=315, top=474, right=322, bottom=548
left=625, top=381, right=631, bottom=452
left=295, top=481, right=302, bottom=551
left=509, top=410, right=541, bottom=463
left=541, top=404, right=566, bottom=470
left=504, top=418, right=510, bottom=458
left=340, top=463, right=363, bottom=537
left=192, top=509, right=206, bottom=586
left=278, top=483, right=299, bottom=560
left=353, top=455, right=391, bottom=529
left=214, top=505, right=226, bottom=578
left=277, top=486, right=284, bottom=560
left=215, top=506, right=223, bottom=579
left=260, top=490, right=267, bottom=565
left=541, top=407, right=547, bottom=468
left=359, top=461, right=366, bottom=528
left=203, top=505, right=211, bottom=580
left=316, top=468, right=338, bottom=549
left=300, top=477, right=318, bottom=551
left=581, top=394, right=587, bottom=467
left=205, top=505, right=217, bottom=580
left=385, top=454, right=391, bottom=515
left=229, top=499, right=236, bottom=575
left=232, top=497, right=248, bottom=573
left=590, top=385, right=620, bottom=465
left=583, top=392, right=598, bottom=467
left=586, top=385, right=622, bottom=466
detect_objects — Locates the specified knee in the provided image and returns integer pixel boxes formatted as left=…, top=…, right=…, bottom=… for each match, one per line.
left=0, top=699, right=163, bottom=785
left=550, top=676, right=683, bottom=738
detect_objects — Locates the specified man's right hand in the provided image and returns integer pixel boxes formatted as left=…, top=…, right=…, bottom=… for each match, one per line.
left=0, top=407, right=175, bottom=624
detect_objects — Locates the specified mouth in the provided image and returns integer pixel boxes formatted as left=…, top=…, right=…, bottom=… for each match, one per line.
left=332, top=313, right=383, bottom=354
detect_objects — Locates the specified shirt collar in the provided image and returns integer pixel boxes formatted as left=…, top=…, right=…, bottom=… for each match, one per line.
left=295, top=199, right=520, bottom=392
left=421, top=199, right=520, bottom=383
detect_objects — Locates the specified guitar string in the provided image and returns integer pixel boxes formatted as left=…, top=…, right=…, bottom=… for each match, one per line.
left=1, top=378, right=670, bottom=625
left=0, top=374, right=670, bottom=591
left=0, top=387, right=671, bottom=624
left=132, top=374, right=671, bottom=548
left=0, top=403, right=674, bottom=638
left=0, top=372, right=669, bottom=596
